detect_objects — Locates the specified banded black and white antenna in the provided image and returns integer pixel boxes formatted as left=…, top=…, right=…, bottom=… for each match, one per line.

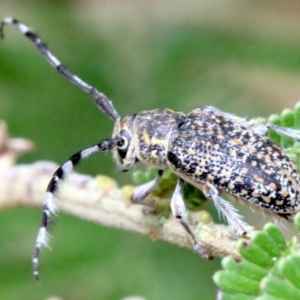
left=0, top=17, right=120, bottom=121
left=0, top=17, right=123, bottom=283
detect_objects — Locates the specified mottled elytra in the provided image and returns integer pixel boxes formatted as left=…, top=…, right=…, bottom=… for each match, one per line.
left=2, top=17, right=300, bottom=283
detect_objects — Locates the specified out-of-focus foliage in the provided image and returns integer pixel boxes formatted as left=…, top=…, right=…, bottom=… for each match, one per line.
left=2, top=1, right=300, bottom=299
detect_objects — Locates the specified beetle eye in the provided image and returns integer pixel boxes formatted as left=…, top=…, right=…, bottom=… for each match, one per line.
left=118, top=137, right=128, bottom=150
left=117, top=138, right=125, bottom=148
left=117, top=130, right=131, bottom=159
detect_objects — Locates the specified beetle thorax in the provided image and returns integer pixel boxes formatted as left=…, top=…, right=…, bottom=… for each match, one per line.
left=134, top=109, right=185, bottom=169
left=112, top=109, right=185, bottom=171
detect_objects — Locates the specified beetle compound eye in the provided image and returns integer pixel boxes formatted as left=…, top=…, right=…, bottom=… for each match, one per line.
left=117, top=130, right=131, bottom=159
left=117, top=138, right=126, bottom=149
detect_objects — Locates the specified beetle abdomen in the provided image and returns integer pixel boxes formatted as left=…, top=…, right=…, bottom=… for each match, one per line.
left=168, top=107, right=300, bottom=214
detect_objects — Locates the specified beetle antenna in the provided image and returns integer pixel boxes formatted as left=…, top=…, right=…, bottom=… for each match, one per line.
left=32, top=137, right=121, bottom=283
left=0, top=17, right=119, bottom=121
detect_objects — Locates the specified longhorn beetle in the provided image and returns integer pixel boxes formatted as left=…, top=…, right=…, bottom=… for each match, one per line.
left=2, top=17, right=300, bottom=283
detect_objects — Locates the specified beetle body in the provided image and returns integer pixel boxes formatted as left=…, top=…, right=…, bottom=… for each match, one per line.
left=114, top=106, right=300, bottom=218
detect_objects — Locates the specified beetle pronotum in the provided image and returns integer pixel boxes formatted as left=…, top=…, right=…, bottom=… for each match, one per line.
left=2, top=17, right=300, bottom=283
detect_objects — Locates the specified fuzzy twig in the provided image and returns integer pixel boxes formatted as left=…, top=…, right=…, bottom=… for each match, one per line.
left=0, top=161, right=240, bottom=259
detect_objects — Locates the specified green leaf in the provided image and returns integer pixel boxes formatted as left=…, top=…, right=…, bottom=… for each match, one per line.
left=221, top=256, right=267, bottom=281
left=267, top=114, right=281, bottom=144
left=214, top=221, right=300, bottom=299
left=294, top=102, right=300, bottom=129
left=261, top=276, right=300, bottom=299
left=280, top=109, right=294, bottom=148
left=219, top=292, right=255, bottom=300
left=262, top=223, right=287, bottom=252
left=278, top=254, right=300, bottom=290
left=251, top=231, right=282, bottom=258
left=256, top=295, right=285, bottom=300
left=266, top=102, right=300, bottom=166
left=294, top=212, right=300, bottom=233
left=237, top=240, right=274, bottom=269
left=213, top=270, right=260, bottom=295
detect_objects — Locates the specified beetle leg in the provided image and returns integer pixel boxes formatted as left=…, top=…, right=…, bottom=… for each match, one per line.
left=246, top=121, right=300, bottom=138
left=171, top=178, right=209, bottom=258
left=249, top=122, right=300, bottom=139
left=266, top=123, right=300, bottom=140
left=203, top=182, right=249, bottom=236
left=131, top=170, right=163, bottom=203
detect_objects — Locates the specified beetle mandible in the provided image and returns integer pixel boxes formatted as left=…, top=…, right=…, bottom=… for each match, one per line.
left=2, top=17, right=300, bottom=283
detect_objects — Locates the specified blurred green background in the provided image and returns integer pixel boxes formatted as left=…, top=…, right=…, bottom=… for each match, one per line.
left=2, top=1, right=300, bottom=299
